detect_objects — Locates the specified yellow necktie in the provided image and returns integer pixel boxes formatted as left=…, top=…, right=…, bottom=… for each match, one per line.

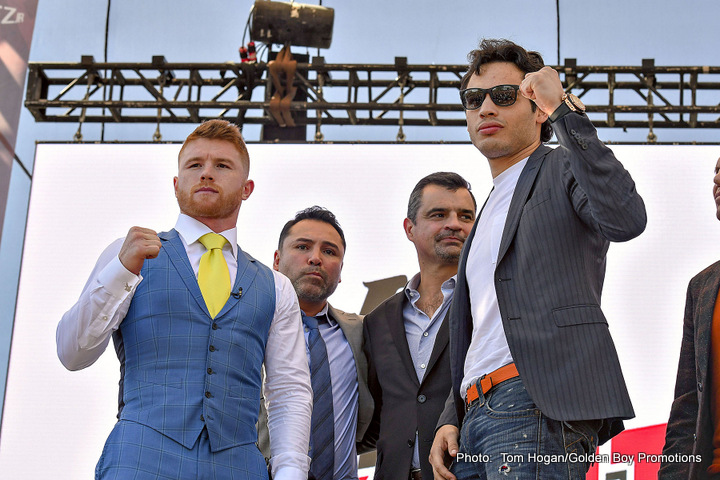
left=198, top=233, right=231, bottom=318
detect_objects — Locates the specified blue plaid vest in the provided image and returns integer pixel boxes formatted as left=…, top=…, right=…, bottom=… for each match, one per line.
left=111, top=229, right=276, bottom=451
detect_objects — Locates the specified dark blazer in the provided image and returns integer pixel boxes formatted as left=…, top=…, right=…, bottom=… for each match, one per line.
left=660, top=261, right=720, bottom=479
left=257, top=305, right=373, bottom=460
left=361, top=290, right=451, bottom=480
left=439, top=113, right=647, bottom=445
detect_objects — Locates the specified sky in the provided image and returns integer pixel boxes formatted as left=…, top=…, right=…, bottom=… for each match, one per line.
left=2, top=0, right=720, bottom=428
left=13, top=0, right=720, bottom=155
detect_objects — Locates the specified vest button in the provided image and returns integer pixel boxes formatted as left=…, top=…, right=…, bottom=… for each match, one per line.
left=200, top=415, right=205, bottom=422
left=407, top=439, right=414, bottom=447
left=212, top=323, right=218, bottom=330
left=207, top=368, right=213, bottom=375
left=205, top=391, right=212, bottom=398
left=209, top=345, right=216, bottom=352
left=417, top=394, right=426, bottom=403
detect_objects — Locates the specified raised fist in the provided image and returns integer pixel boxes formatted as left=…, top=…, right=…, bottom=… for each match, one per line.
left=118, top=226, right=161, bottom=275
left=520, top=66, right=565, bottom=116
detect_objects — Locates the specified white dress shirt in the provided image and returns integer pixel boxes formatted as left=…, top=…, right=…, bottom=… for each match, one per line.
left=462, top=159, right=527, bottom=395
left=56, top=214, right=312, bottom=480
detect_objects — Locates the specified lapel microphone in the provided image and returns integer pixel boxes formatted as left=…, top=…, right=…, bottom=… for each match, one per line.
left=231, top=287, right=243, bottom=299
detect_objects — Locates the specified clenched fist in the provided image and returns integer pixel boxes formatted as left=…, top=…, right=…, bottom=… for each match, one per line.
left=118, top=226, right=161, bottom=275
left=520, top=66, right=565, bottom=116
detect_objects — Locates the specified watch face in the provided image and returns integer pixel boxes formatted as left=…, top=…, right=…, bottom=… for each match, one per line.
left=566, top=93, right=586, bottom=112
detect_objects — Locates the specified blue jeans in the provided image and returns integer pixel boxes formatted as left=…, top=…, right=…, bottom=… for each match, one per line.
left=451, top=377, right=600, bottom=480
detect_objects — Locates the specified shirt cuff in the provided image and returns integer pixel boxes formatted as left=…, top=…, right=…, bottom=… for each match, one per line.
left=271, top=466, right=308, bottom=480
left=97, top=255, right=142, bottom=297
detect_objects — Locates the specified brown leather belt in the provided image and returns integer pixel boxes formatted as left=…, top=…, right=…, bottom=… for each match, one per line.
left=465, top=363, right=519, bottom=406
left=409, top=469, right=422, bottom=480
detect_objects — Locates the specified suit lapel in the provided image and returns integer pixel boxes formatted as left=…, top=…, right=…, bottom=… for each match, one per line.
left=496, top=145, right=551, bottom=265
left=217, top=248, right=259, bottom=317
left=696, top=267, right=720, bottom=381
left=160, top=230, right=208, bottom=314
left=385, top=293, right=421, bottom=387
left=330, top=305, right=362, bottom=370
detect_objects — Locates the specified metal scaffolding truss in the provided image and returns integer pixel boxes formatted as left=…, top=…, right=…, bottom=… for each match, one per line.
left=24, top=56, right=720, bottom=139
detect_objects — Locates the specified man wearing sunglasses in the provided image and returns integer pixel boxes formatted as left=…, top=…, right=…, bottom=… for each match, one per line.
left=429, top=39, right=646, bottom=479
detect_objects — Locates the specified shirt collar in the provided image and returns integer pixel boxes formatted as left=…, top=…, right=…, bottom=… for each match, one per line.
left=443, top=275, right=457, bottom=291
left=175, top=213, right=238, bottom=259
left=302, top=303, right=334, bottom=326
left=404, top=272, right=457, bottom=302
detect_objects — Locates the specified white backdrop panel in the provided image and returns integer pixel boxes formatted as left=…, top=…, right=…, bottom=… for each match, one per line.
left=1, top=143, right=718, bottom=478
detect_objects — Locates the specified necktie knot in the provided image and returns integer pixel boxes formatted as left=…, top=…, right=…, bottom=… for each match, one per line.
left=302, top=313, right=319, bottom=330
left=199, top=232, right=227, bottom=251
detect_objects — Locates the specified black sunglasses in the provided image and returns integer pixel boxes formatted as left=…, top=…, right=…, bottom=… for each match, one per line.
left=459, top=84, right=520, bottom=110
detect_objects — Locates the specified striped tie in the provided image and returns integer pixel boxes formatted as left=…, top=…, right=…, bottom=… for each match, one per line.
left=302, top=313, right=334, bottom=480
left=197, top=233, right=231, bottom=318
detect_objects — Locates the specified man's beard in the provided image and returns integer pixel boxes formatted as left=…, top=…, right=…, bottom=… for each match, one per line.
left=435, top=246, right=461, bottom=263
left=292, top=271, right=339, bottom=305
left=434, top=232, right=466, bottom=264
left=177, top=185, right=240, bottom=219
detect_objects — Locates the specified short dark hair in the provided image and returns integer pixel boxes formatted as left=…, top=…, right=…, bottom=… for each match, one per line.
left=407, top=172, right=477, bottom=223
left=460, top=38, right=553, bottom=143
left=278, top=206, right=347, bottom=252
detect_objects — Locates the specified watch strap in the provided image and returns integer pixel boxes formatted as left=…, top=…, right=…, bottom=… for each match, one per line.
left=549, top=102, right=572, bottom=123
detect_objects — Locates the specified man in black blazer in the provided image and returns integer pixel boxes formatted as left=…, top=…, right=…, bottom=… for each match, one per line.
left=429, top=39, right=646, bottom=479
left=362, top=172, right=476, bottom=480
left=659, top=157, right=720, bottom=479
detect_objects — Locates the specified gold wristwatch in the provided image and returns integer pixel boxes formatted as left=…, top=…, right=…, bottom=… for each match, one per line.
left=562, top=93, right=585, bottom=113
left=549, top=93, right=586, bottom=122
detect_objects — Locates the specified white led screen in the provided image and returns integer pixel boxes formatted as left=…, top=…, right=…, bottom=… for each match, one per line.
left=1, top=142, right=719, bottom=478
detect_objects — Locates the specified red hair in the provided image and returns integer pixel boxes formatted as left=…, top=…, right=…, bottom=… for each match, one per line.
left=179, top=119, right=249, bottom=168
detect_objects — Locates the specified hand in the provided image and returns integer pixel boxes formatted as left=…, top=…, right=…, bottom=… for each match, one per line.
left=520, top=66, right=565, bottom=116
left=429, top=424, right=459, bottom=480
left=118, top=226, right=161, bottom=275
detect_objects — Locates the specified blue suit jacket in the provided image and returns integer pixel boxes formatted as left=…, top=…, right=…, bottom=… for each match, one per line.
left=440, top=113, right=646, bottom=444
